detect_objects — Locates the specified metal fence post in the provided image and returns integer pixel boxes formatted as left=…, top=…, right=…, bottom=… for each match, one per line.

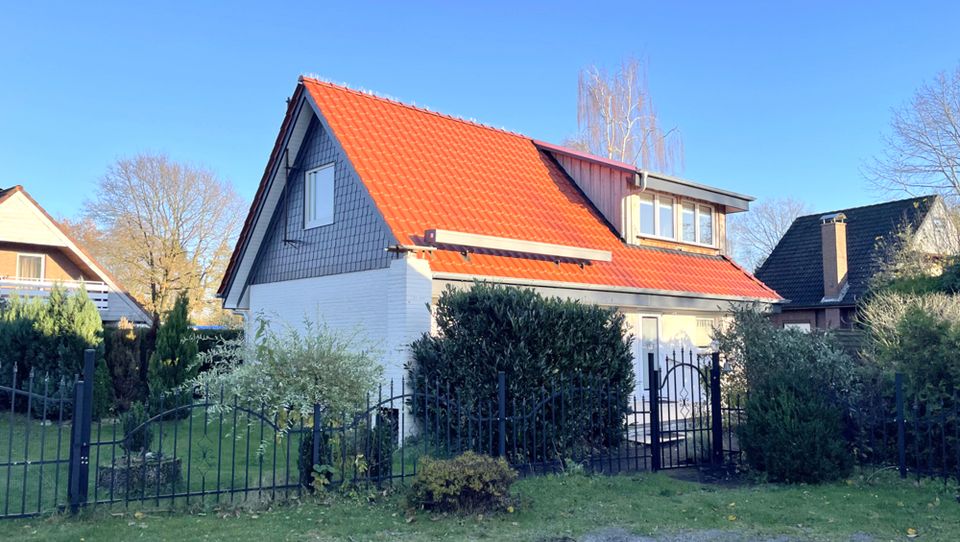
left=647, top=353, right=661, bottom=472
left=896, top=372, right=906, bottom=478
left=68, top=349, right=95, bottom=513
left=710, top=352, right=723, bottom=465
left=312, top=403, right=322, bottom=469
left=497, top=371, right=506, bottom=458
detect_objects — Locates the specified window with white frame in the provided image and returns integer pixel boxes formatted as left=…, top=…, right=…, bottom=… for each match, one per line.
left=639, top=193, right=678, bottom=239
left=638, top=194, right=655, bottom=236
left=697, top=205, right=714, bottom=245
left=304, top=164, right=335, bottom=229
left=681, top=202, right=696, bottom=243
left=658, top=196, right=675, bottom=239
left=784, top=322, right=812, bottom=332
left=16, top=254, right=44, bottom=280
left=638, top=193, right=717, bottom=247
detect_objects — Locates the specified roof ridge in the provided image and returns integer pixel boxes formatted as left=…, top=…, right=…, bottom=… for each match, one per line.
left=796, top=194, right=937, bottom=220
left=300, top=76, right=530, bottom=141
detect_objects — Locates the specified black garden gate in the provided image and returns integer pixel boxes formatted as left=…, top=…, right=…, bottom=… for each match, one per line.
left=646, top=350, right=724, bottom=470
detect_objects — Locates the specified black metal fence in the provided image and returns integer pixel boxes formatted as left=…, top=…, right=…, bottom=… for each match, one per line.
left=0, top=349, right=742, bottom=518
left=855, top=373, right=960, bottom=482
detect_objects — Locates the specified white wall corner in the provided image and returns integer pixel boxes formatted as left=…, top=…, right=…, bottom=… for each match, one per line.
left=384, top=254, right=433, bottom=389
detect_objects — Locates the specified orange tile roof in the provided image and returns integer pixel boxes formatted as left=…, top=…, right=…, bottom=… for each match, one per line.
left=292, top=78, right=778, bottom=300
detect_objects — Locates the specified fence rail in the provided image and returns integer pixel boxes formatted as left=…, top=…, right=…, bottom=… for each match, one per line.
left=0, top=349, right=747, bottom=519
left=4, top=347, right=955, bottom=520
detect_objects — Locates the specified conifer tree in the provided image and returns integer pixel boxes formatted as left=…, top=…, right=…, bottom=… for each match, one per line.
left=148, top=293, right=197, bottom=393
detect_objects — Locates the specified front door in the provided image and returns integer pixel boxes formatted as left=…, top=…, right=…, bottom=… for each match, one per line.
left=632, top=315, right=659, bottom=397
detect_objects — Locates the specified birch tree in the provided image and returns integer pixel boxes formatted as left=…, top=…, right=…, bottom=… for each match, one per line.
left=865, top=64, right=960, bottom=203
left=728, top=197, right=810, bottom=271
left=571, top=57, right=683, bottom=173
left=76, top=153, right=244, bottom=323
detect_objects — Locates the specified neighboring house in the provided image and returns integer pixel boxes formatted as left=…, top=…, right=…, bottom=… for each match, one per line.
left=218, top=77, right=781, bottom=397
left=0, top=185, right=152, bottom=325
left=755, top=195, right=958, bottom=331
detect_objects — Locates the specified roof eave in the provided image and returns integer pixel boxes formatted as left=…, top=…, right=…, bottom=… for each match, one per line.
left=533, top=140, right=756, bottom=211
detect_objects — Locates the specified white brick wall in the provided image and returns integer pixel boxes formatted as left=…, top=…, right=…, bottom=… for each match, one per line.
left=247, top=255, right=433, bottom=389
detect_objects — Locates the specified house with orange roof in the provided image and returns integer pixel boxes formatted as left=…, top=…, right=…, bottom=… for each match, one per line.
left=0, top=185, right=152, bottom=325
left=218, top=77, right=780, bottom=395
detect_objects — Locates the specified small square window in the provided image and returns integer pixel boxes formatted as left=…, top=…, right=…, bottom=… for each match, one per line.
left=16, top=254, right=44, bottom=280
left=304, top=164, right=335, bottom=229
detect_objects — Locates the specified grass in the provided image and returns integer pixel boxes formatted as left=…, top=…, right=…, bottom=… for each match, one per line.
left=0, top=470, right=957, bottom=541
left=0, top=409, right=436, bottom=518
left=0, top=409, right=302, bottom=516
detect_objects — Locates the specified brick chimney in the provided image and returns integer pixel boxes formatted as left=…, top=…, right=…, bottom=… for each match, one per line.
left=820, top=213, right=848, bottom=300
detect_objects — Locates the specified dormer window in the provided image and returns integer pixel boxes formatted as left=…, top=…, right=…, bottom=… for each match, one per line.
left=639, top=193, right=676, bottom=238
left=639, top=195, right=716, bottom=247
left=304, top=164, right=335, bottom=229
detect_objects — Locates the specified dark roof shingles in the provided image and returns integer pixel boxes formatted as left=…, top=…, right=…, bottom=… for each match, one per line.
left=755, top=196, right=936, bottom=306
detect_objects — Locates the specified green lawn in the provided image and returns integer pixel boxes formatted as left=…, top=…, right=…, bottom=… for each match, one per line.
left=0, top=408, right=310, bottom=516
left=0, top=470, right=957, bottom=541
left=0, top=410, right=429, bottom=517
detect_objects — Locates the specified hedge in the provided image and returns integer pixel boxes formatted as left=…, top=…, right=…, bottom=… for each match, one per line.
left=408, top=282, right=634, bottom=460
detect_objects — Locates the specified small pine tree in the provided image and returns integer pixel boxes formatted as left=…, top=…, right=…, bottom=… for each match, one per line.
left=148, top=293, right=197, bottom=393
left=91, top=355, right=114, bottom=419
left=105, top=318, right=146, bottom=411
left=31, top=285, right=103, bottom=379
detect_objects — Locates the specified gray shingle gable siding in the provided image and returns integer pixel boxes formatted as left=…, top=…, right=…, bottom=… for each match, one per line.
left=755, top=195, right=935, bottom=307
left=249, top=119, right=394, bottom=284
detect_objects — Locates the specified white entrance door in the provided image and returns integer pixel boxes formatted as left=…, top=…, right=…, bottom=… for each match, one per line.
left=629, top=314, right=660, bottom=397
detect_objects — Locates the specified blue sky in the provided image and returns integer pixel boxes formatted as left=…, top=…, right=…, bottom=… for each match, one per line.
left=1, top=1, right=958, bottom=219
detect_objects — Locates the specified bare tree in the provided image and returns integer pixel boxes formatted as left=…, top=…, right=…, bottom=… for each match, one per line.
left=571, top=57, right=683, bottom=173
left=75, top=153, right=245, bottom=323
left=728, top=197, right=811, bottom=271
left=865, top=64, right=960, bottom=202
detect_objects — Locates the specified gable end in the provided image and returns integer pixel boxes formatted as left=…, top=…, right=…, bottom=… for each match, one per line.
left=248, top=119, right=395, bottom=284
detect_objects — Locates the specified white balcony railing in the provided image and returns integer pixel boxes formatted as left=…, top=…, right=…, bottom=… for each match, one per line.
left=0, top=278, right=109, bottom=311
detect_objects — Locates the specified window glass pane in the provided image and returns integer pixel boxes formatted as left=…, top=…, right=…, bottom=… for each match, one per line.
left=698, top=206, right=714, bottom=245
left=639, top=195, right=654, bottom=236
left=658, top=196, right=674, bottom=238
left=640, top=316, right=659, bottom=389
left=304, top=165, right=335, bottom=228
left=682, top=203, right=696, bottom=242
left=17, top=255, right=43, bottom=280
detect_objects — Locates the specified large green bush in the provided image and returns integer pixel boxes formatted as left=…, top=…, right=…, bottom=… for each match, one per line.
left=0, top=287, right=103, bottom=417
left=190, top=315, right=383, bottom=423
left=878, top=308, right=960, bottom=411
left=408, top=452, right=517, bottom=513
left=0, top=286, right=102, bottom=382
left=716, top=305, right=858, bottom=483
left=409, top=283, right=633, bottom=459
